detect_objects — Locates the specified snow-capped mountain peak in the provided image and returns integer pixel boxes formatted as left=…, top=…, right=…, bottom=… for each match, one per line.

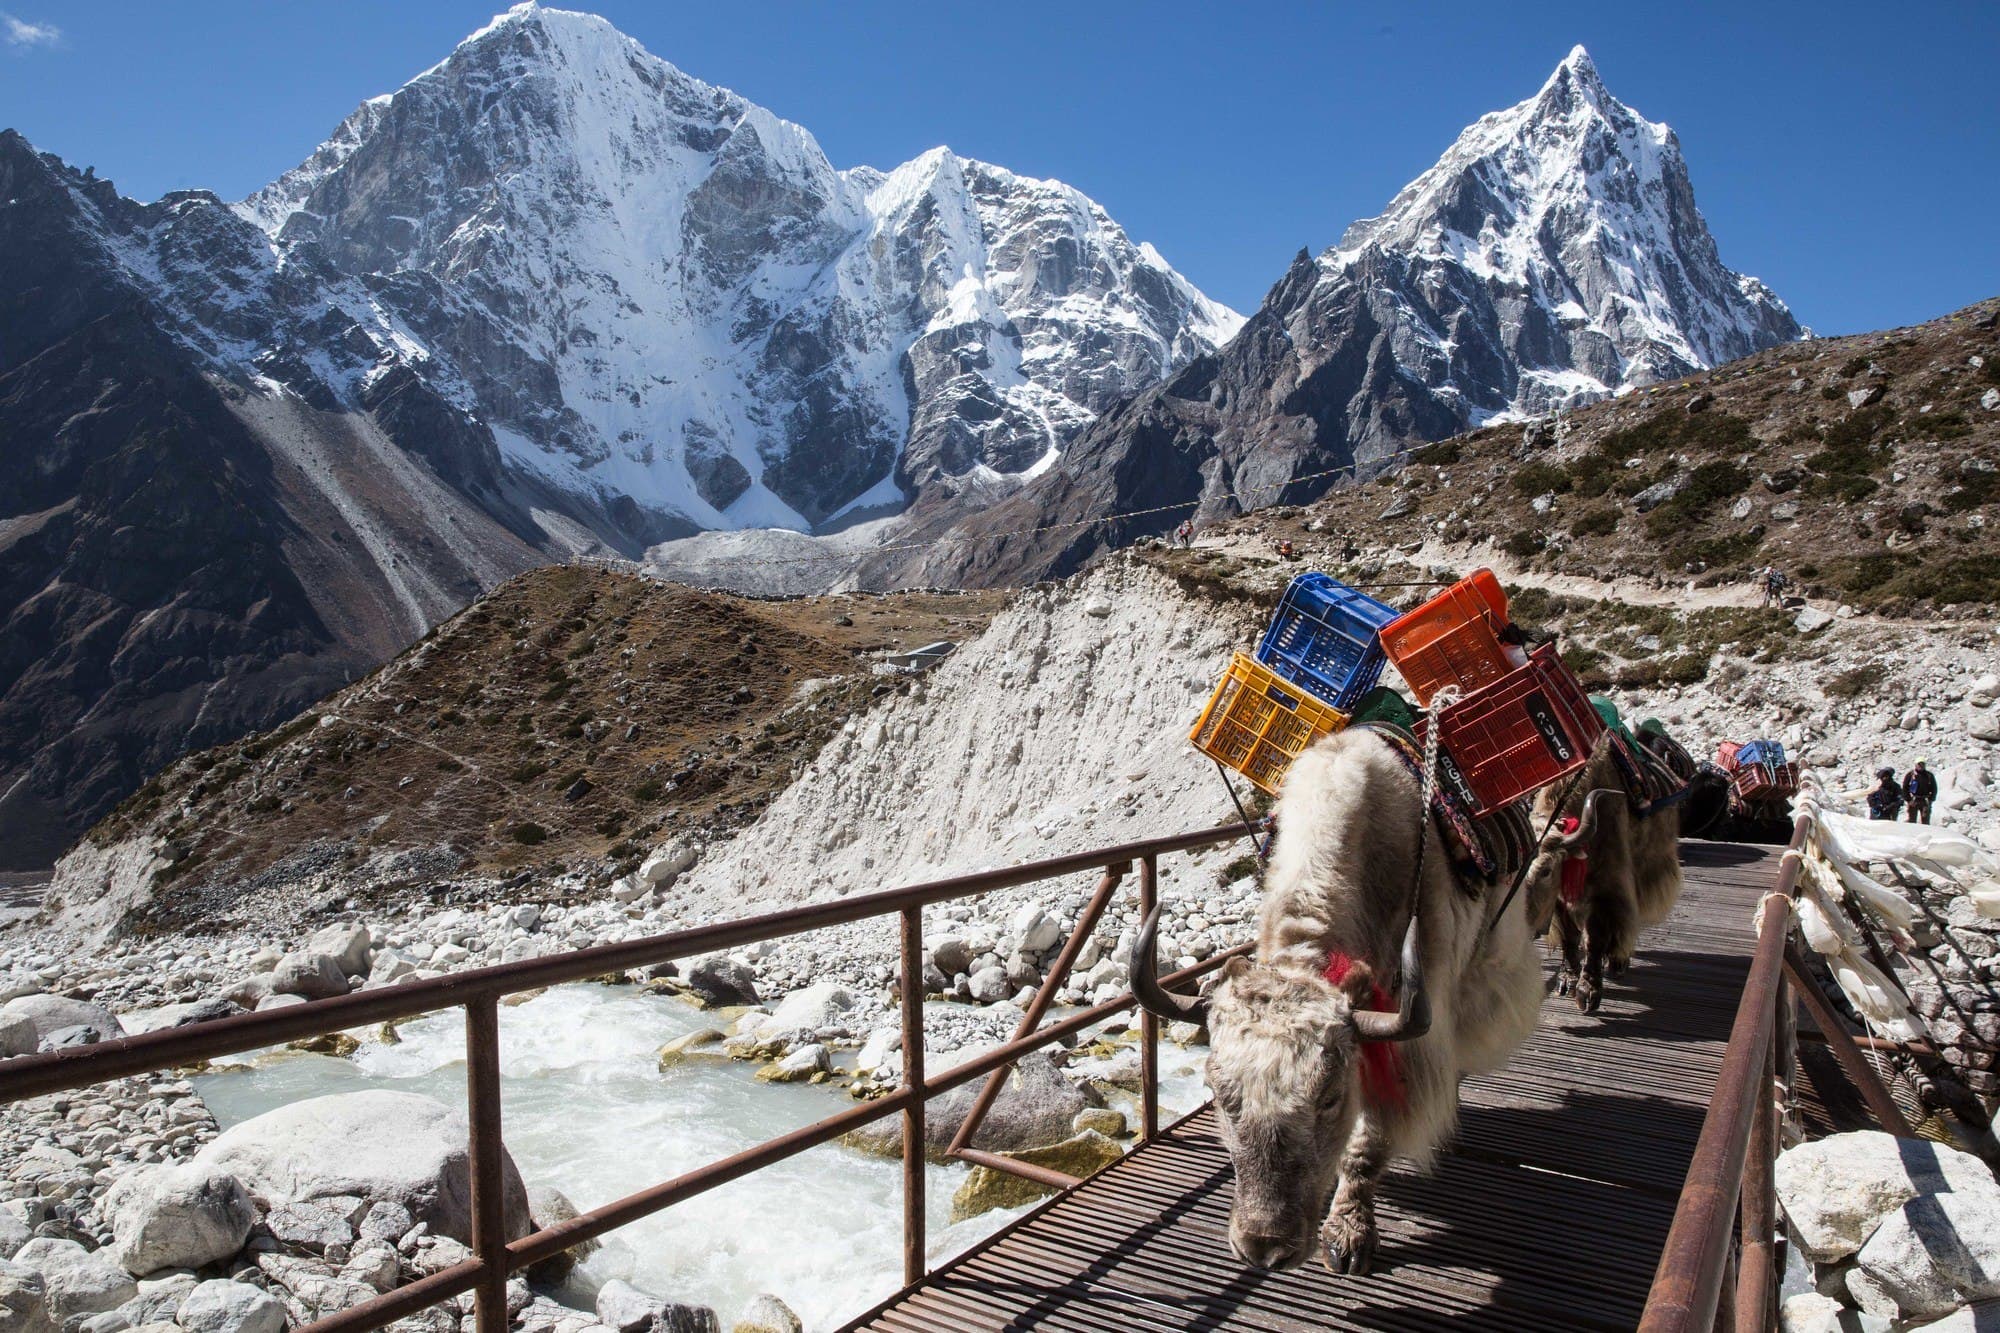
left=1329, top=45, right=1799, bottom=413
left=897, top=45, right=1806, bottom=591
left=219, top=6, right=1240, bottom=538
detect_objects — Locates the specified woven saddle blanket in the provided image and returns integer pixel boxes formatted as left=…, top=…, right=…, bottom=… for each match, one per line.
left=1357, top=723, right=1533, bottom=887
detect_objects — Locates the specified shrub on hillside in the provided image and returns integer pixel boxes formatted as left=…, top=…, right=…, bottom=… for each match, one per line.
left=1511, top=461, right=1571, bottom=496
left=1644, top=461, right=1754, bottom=537
left=1572, top=506, right=1619, bottom=536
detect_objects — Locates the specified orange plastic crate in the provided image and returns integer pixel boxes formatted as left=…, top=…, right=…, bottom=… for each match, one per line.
left=1379, top=568, right=1517, bottom=706
left=1190, top=654, right=1350, bottom=795
left=1414, top=643, right=1604, bottom=816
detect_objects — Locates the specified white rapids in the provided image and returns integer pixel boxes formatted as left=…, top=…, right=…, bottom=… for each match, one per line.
left=195, top=983, right=1210, bottom=1331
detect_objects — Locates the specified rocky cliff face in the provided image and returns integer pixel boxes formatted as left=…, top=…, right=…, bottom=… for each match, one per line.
left=0, top=133, right=547, bottom=869
left=240, top=3, right=1239, bottom=534
left=895, top=46, right=1802, bottom=588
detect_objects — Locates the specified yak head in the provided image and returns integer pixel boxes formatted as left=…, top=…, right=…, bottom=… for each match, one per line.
left=1131, top=908, right=1428, bottom=1271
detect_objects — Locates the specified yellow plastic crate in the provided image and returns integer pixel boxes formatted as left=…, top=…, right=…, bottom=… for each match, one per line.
left=1189, top=653, right=1349, bottom=795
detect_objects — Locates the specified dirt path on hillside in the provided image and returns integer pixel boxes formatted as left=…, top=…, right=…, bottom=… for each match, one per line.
left=1199, top=531, right=1994, bottom=634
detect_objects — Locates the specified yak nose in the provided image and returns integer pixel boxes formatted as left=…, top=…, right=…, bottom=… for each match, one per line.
left=1231, top=1229, right=1306, bottom=1271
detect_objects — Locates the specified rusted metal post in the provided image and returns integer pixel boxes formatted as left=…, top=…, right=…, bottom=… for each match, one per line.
left=1139, top=854, right=1160, bottom=1142
left=899, top=905, right=927, bottom=1287
left=1782, top=942, right=1914, bottom=1136
left=1736, top=1032, right=1778, bottom=1333
left=1714, top=1246, right=1739, bottom=1333
left=1639, top=882, right=1795, bottom=1332
left=465, top=998, right=509, bottom=1333
left=946, top=863, right=1126, bottom=1162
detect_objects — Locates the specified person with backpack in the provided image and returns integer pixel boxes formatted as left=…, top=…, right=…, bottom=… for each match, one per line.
left=1760, top=565, right=1788, bottom=608
left=1904, top=760, right=1938, bottom=824
left=1867, top=767, right=1905, bottom=821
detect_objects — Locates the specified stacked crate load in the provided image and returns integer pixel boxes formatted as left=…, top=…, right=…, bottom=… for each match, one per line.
left=1386, top=571, right=1602, bottom=816
left=1718, top=739, right=1801, bottom=805
left=1191, top=568, right=1605, bottom=815
left=1188, top=575, right=1398, bottom=794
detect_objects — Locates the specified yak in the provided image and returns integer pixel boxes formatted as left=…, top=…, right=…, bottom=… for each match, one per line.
left=1532, top=727, right=1687, bottom=1013
left=1130, top=726, right=1594, bottom=1274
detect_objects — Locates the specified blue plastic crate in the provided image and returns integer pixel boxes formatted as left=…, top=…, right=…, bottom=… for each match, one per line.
left=1736, top=739, right=1787, bottom=768
left=1255, top=573, right=1399, bottom=710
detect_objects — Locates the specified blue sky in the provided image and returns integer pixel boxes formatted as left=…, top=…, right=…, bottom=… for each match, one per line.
left=2, top=2, right=1994, bottom=335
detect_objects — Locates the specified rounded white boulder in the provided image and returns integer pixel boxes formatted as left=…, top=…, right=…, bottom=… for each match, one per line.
left=101, top=1161, right=256, bottom=1276
left=268, top=952, right=349, bottom=1000
left=304, top=923, right=373, bottom=978
left=173, top=1281, right=286, bottom=1333
left=192, top=1090, right=531, bottom=1246
left=0, top=1259, right=56, bottom=1333
left=6, top=1240, right=134, bottom=1323
left=0, top=995, right=122, bottom=1048
left=1775, top=1131, right=2000, bottom=1260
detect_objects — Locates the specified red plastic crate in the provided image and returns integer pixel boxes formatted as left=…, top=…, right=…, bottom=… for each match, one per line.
left=1379, top=569, right=1520, bottom=706
left=1731, top=761, right=1799, bottom=802
left=1715, top=740, right=1744, bottom=771
left=1414, top=644, right=1604, bottom=816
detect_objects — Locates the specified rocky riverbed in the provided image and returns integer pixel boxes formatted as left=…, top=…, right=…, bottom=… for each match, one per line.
left=0, top=853, right=1225, bottom=1333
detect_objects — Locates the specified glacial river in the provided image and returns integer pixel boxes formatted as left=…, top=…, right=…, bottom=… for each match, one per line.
left=195, top=984, right=1209, bottom=1331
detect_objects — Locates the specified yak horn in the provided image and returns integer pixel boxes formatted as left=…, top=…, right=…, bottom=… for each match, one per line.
left=1352, top=915, right=1432, bottom=1043
left=1546, top=788, right=1619, bottom=851
left=1128, top=904, right=1210, bottom=1026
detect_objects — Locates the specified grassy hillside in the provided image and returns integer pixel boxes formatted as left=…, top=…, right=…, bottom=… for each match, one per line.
left=87, top=565, right=1007, bottom=929
left=1247, top=296, right=2000, bottom=614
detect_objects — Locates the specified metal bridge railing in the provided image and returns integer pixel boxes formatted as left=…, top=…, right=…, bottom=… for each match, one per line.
left=0, top=820, right=1262, bottom=1333
left=1639, top=813, right=1921, bottom=1333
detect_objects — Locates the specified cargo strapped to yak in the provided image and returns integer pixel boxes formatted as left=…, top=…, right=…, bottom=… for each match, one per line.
left=1359, top=722, right=1534, bottom=886
left=1589, top=699, right=1692, bottom=818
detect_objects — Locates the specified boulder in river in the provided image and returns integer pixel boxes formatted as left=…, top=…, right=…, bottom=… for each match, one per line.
left=193, top=1090, right=531, bottom=1246
left=950, top=1130, right=1123, bottom=1221
left=731, top=1294, right=802, bottom=1333
left=683, top=957, right=760, bottom=1008
left=656, top=1029, right=726, bottom=1071
left=595, top=1279, right=719, bottom=1333
left=754, top=1044, right=830, bottom=1083
left=524, top=1185, right=598, bottom=1285
left=844, top=1051, right=1088, bottom=1161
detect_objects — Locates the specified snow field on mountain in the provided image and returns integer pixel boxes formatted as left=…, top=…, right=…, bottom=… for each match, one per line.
left=219, top=4, right=1241, bottom=536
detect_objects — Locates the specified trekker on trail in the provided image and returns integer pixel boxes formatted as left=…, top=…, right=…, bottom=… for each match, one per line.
left=1760, top=565, right=1788, bottom=608
left=1175, top=519, right=1193, bottom=548
left=1867, top=767, right=1906, bottom=821
left=1904, top=760, right=1938, bottom=824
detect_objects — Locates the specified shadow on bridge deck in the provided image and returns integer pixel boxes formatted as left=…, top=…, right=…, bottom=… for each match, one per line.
left=845, top=842, right=1781, bottom=1332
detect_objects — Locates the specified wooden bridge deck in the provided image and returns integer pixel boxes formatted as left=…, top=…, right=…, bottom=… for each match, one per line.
left=846, top=841, right=1779, bottom=1332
